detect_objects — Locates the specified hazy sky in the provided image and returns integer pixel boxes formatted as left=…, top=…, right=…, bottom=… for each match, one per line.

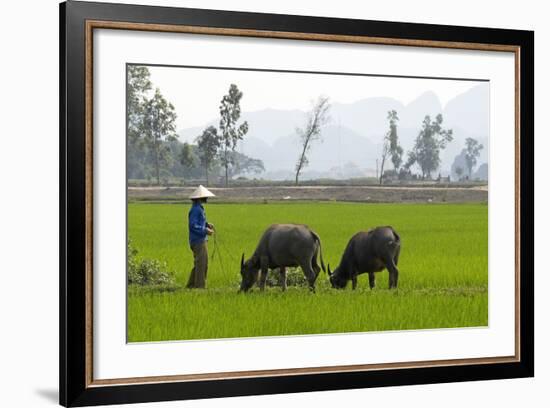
left=145, top=65, right=484, bottom=130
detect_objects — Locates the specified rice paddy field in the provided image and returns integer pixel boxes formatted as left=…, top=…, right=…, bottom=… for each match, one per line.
left=127, top=202, right=488, bottom=342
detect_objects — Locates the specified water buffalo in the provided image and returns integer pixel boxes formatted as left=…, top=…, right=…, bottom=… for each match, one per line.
left=239, top=224, right=325, bottom=292
left=328, top=226, right=401, bottom=290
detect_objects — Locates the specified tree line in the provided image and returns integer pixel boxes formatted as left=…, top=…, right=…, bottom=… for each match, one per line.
left=127, top=66, right=484, bottom=186
left=376, top=110, right=483, bottom=184
left=127, top=66, right=263, bottom=186
left=452, top=137, right=484, bottom=180
left=127, top=66, right=335, bottom=187
left=284, top=99, right=483, bottom=185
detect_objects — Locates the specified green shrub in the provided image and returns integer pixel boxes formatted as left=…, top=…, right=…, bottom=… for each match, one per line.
left=265, top=267, right=308, bottom=287
left=128, top=240, right=175, bottom=286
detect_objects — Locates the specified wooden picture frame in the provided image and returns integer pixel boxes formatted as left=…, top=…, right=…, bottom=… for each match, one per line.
left=60, top=1, right=534, bottom=406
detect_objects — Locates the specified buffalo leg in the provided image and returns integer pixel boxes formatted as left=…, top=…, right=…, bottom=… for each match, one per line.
left=368, top=272, right=376, bottom=289
left=258, top=257, right=269, bottom=291
left=394, top=245, right=401, bottom=266
left=301, top=262, right=317, bottom=292
left=280, top=267, right=287, bottom=291
left=385, top=257, right=399, bottom=289
left=352, top=275, right=358, bottom=290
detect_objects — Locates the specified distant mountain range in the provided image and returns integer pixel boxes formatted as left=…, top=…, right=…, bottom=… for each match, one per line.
left=178, top=84, right=489, bottom=180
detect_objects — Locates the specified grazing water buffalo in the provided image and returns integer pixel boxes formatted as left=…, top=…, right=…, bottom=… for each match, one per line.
left=328, top=226, right=401, bottom=290
left=239, top=224, right=325, bottom=292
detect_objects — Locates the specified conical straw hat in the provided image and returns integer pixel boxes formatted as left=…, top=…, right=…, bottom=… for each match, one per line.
left=189, top=185, right=216, bottom=199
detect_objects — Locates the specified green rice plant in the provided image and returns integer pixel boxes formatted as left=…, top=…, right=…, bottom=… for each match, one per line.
left=127, top=202, right=488, bottom=341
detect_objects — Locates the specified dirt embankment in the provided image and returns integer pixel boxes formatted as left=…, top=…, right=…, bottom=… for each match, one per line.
left=128, top=185, right=488, bottom=203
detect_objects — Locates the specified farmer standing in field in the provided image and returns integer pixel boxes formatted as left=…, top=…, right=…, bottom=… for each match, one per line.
left=186, top=185, right=215, bottom=289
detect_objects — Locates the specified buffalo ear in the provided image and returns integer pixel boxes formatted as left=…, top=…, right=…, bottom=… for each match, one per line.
left=241, top=253, right=245, bottom=268
left=327, top=264, right=332, bottom=276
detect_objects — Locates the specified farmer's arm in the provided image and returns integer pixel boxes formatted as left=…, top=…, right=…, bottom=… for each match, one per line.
left=189, top=208, right=207, bottom=235
left=204, top=212, right=214, bottom=233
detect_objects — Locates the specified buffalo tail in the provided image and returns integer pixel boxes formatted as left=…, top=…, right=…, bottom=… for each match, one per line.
left=311, top=231, right=326, bottom=273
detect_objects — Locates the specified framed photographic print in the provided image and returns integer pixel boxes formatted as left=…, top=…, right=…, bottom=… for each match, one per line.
left=59, top=0, right=534, bottom=406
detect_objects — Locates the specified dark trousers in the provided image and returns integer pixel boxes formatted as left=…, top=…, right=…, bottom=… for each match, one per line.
left=186, top=241, right=208, bottom=288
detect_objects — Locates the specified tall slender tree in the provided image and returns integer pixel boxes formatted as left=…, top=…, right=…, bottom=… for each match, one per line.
left=142, top=88, right=178, bottom=185
left=127, top=66, right=152, bottom=144
left=196, top=126, right=221, bottom=186
left=387, top=110, right=403, bottom=171
left=378, top=142, right=390, bottom=185
left=219, top=84, right=249, bottom=187
left=464, top=137, right=483, bottom=178
left=379, top=110, right=403, bottom=185
left=294, top=96, right=331, bottom=185
left=127, top=66, right=152, bottom=179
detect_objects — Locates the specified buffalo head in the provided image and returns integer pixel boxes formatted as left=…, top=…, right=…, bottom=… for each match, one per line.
left=239, top=253, right=260, bottom=292
left=328, top=264, right=347, bottom=289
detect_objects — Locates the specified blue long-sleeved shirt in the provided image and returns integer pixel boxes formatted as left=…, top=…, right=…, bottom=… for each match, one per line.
left=188, top=202, right=208, bottom=245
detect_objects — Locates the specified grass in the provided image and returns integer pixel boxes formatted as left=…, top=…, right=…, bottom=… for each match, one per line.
left=127, top=202, right=488, bottom=342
